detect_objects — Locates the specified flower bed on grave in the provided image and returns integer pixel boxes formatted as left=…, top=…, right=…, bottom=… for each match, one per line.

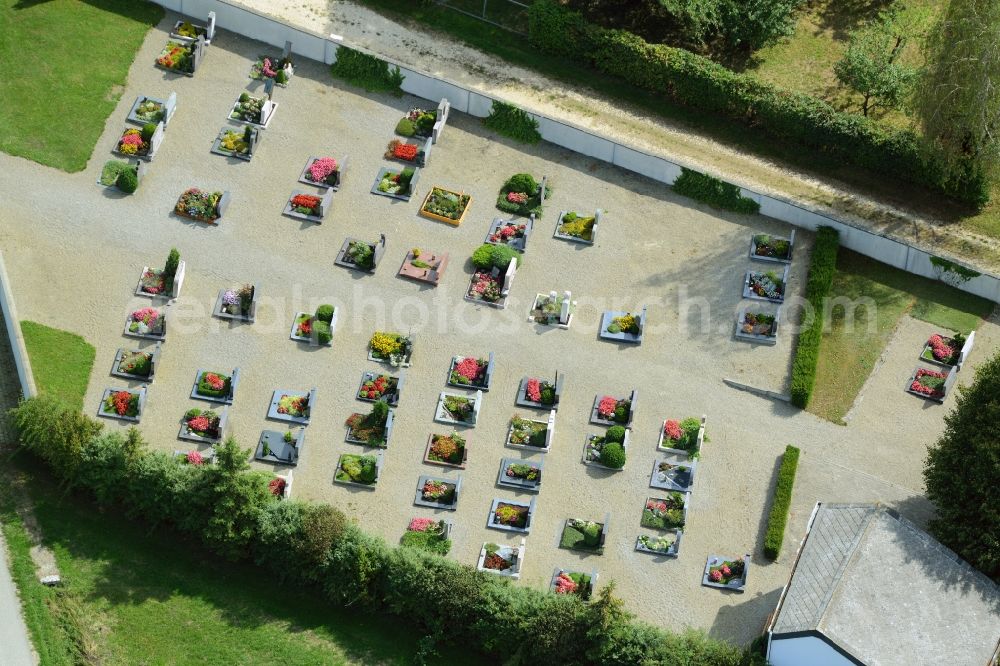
left=506, top=414, right=550, bottom=451
left=552, top=570, right=594, bottom=600
left=335, top=453, right=379, bottom=487
left=650, top=459, right=696, bottom=492
left=424, top=432, right=467, bottom=468
left=658, top=417, right=703, bottom=456
left=124, top=307, right=165, bottom=339
left=213, top=126, right=257, bottom=159
left=217, top=284, right=255, bottom=320
left=137, top=267, right=165, bottom=296
left=156, top=41, right=196, bottom=74
left=592, top=393, right=634, bottom=426
left=400, top=518, right=451, bottom=555
left=600, top=309, right=645, bottom=343
left=496, top=173, right=550, bottom=218
left=416, top=477, right=459, bottom=509
left=518, top=376, right=560, bottom=409
left=230, top=92, right=273, bottom=126
left=419, top=187, right=471, bottom=225
left=435, top=392, right=480, bottom=426
left=250, top=54, right=293, bottom=86
left=131, top=97, right=166, bottom=123
left=113, top=349, right=154, bottom=379
left=336, top=237, right=383, bottom=273
left=180, top=408, right=223, bottom=442
left=556, top=211, right=597, bottom=243
left=703, top=555, right=749, bottom=591
left=99, top=160, right=141, bottom=192
left=636, top=532, right=681, bottom=557
left=529, top=292, right=573, bottom=327
left=300, top=156, right=342, bottom=189
left=290, top=305, right=335, bottom=345
left=193, top=370, right=233, bottom=402
left=357, top=372, right=401, bottom=405
left=478, top=542, right=522, bottom=577
left=368, top=331, right=412, bottom=367
left=745, top=269, right=787, bottom=303
left=498, top=460, right=542, bottom=491
left=174, top=188, right=226, bottom=223
left=114, top=126, right=156, bottom=159
left=738, top=311, right=777, bottom=340
left=385, top=138, right=425, bottom=166
left=448, top=355, right=492, bottom=390
left=268, top=476, right=287, bottom=498
left=921, top=333, right=965, bottom=367
left=491, top=500, right=532, bottom=531
left=908, top=368, right=948, bottom=400
left=268, top=389, right=315, bottom=424
left=559, top=518, right=605, bottom=554
left=641, top=493, right=687, bottom=530
left=486, top=218, right=530, bottom=251
left=373, top=166, right=417, bottom=199
left=179, top=450, right=210, bottom=466
left=750, top=233, right=792, bottom=262
left=605, top=312, right=641, bottom=337
left=98, top=387, right=145, bottom=422
left=288, top=193, right=322, bottom=216
left=583, top=426, right=628, bottom=470
left=345, top=401, right=392, bottom=448
left=396, top=107, right=438, bottom=139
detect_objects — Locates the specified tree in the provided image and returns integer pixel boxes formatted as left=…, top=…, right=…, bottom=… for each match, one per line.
left=716, top=0, right=804, bottom=55
left=923, top=352, right=1000, bottom=582
left=202, top=437, right=275, bottom=560
left=916, top=0, right=1000, bottom=174
left=834, top=5, right=921, bottom=116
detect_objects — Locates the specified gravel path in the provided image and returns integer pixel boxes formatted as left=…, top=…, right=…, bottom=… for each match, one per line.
left=0, top=15, right=996, bottom=646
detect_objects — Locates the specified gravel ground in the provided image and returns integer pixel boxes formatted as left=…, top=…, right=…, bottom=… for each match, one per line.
left=1, top=16, right=997, bottom=646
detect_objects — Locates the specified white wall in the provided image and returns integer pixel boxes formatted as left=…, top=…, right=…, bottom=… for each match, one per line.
left=153, top=0, right=1000, bottom=303
left=768, top=635, right=855, bottom=666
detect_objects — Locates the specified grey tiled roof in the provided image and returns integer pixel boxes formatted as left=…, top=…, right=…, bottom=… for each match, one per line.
left=772, top=504, right=876, bottom=633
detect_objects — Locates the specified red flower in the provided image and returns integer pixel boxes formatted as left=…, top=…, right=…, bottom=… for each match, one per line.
left=709, top=570, right=722, bottom=582
left=111, top=391, right=132, bottom=416
left=526, top=378, right=541, bottom=402
left=393, top=143, right=418, bottom=160
left=664, top=419, right=682, bottom=440
left=268, top=477, right=286, bottom=496
left=290, top=194, right=321, bottom=210
left=454, top=357, right=482, bottom=382
left=205, top=373, right=225, bottom=390
left=188, top=415, right=211, bottom=432
left=598, top=396, right=618, bottom=418
left=186, top=451, right=204, bottom=465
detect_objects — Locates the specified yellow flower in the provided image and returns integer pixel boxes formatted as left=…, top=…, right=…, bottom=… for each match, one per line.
left=370, top=332, right=402, bottom=357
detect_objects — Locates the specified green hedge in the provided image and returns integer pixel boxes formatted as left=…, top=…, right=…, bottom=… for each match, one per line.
left=9, top=397, right=760, bottom=666
left=789, top=227, right=840, bottom=408
left=527, top=0, right=988, bottom=208
left=672, top=168, right=760, bottom=214
left=330, top=46, right=404, bottom=94
left=763, top=445, right=800, bottom=560
left=483, top=101, right=542, bottom=144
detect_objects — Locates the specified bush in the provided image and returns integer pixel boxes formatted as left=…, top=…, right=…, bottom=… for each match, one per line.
left=9, top=395, right=102, bottom=482
left=790, top=227, right=840, bottom=407
left=504, top=173, right=538, bottom=194
left=116, top=166, right=138, bottom=193
left=275, top=69, right=289, bottom=84
left=239, top=92, right=250, bottom=103
left=313, top=320, right=332, bottom=345
left=471, top=243, right=522, bottom=271
left=527, top=0, right=989, bottom=207
left=163, top=248, right=180, bottom=292
left=140, top=122, right=157, bottom=140
left=672, top=168, right=759, bottom=214
left=582, top=521, right=602, bottom=546
left=605, top=425, right=626, bottom=443
left=395, top=118, right=415, bottom=136
left=330, top=46, right=404, bottom=94
left=600, top=442, right=627, bottom=468
left=763, top=445, right=800, bottom=559
left=471, top=244, right=494, bottom=270
left=314, top=304, right=334, bottom=324
left=483, top=101, right=542, bottom=144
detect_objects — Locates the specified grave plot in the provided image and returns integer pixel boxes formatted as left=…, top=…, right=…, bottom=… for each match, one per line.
left=289, top=305, right=336, bottom=346
left=734, top=306, right=779, bottom=345
left=111, top=344, right=160, bottom=382
left=283, top=189, right=333, bottom=224
left=267, top=388, right=316, bottom=425
left=551, top=569, right=597, bottom=600
left=920, top=331, right=974, bottom=370
left=434, top=391, right=483, bottom=427
left=559, top=516, right=609, bottom=555
left=419, top=186, right=472, bottom=226
left=582, top=426, right=629, bottom=471
left=496, top=173, right=550, bottom=218
left=134, top=249, right=185, bottom=300
left=640, top=493, right=688, bottom=531
left=447, top=353, right=495, bottom=391
left=398, top=248, right=448, bottom=286
left=155, top=36, right=205, bottom=76
left=126, top=92, right=177, bottom=127
left=477, top=539, right=526, bottom=579
left=515, top=373, right=564, bottom=411
left=174, top=188, right=230, bottom=223
left=400, top=518, right=451, bottom=555
left=335, top=235, right=386, bottom=274
left=657, top=416, right=706, bottom=458
left=123, top=307, right=165, bottom=341
left=394, top=100, right=450, bottom=143
left=649, top=459, right=696, bottom=492
left=334, top=452, right=383, bottom=488
left=554, top=210, right=601, bottom=245
left=590, top=390, right=636, bottom=427
left=466, top=248, right=517, bottom=309
left=213, top=284, right=258, bottom=323
left=356, top=371, right=403, bottom=407
left=178, top=407, right=227, bottom=445
left=599, top=307, right=646, bottom=344
left=97, top=160, right=144, bottom=194
left=371, top=166, right=419, bottom=201
left=269, top=470, right=293, bottom=500
left=344, top=400, right=394, bottom=448
left=298, top=156, right=346, bottom=191
left=743, top=266, right=789, bottom=304
left=496, top=458, right=542, bottom=493
left=367, top=331, right=413, bottom=367
left=487, top=497, right=535, bottom=533
left=906, top=366, right=958, bottom=403
left=190, top=368, right=239, bottom=405
left=169, top=11, right=215, bottom=44
left=414, top=476, right=462, bottom=511
left=424, top=432, right=468, bottom=469
left=485, top=216, right=532, bottom=252
left=635, top=532, right=682, bottom=558
left=749, top=231, right=794, bottom=264
left=505, top=412, right=555, bottom=453
left=250, top=41, right=294, bottom=86
left=229, top=89, right=278, bottom=130
left=256, top=427, right=305, bottom=466
left=112, top=122, right=163, bottom=161
left=528, top=291, right=575, bottom=328
left=210, top=125, right=260, bottom=161
left=702, top=554, right=750, bottom=592
left=98, top=386, right=147, bottom=423
left=385, top=137, right=431, bottom=168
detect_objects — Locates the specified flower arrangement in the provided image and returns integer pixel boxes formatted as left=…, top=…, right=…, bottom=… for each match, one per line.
left=707, top=558, right=745, bottom=585
left=185, top=451, right=204, bottom=465
left=268, top=477, right=286, bottom=497
left=661, top=417, right=701, bottom=453
left=359, top=374, right=393, bottom=400
left=526, top=378, right=541, bottom=402
left=295, top=317, right=312, bottom=338
left=638, top=534, right=676, bottom=553
left=204, top=373, right=225, bottom=391
left=386, top=139, right=419, bottom=162
left=376, top=167, right=415, bottom=196
left=428, top=433, right=465, bottom=465
left=290, top=193, right=321, bottom=215
left=641, top=493, right=686, bottom=530
left=925, top=333, right=964, bottom=365
left=345, top=400, right=391, bottom=448
left=156, top=41, right=193, bottom=72
left=483, top=546, right=512, bottom=571
left=741, top=312, right=776, bottom=336
left=250, top=55, right=292, bottom=84
left=231, top=92, right=268, bottom=123
left=557, top=212, right=596, bottom=241
left=370, top=332, right=403, bottom=358
left=469, top=272, right=502, bottom=302
left=421, top=187, right=470, bottom=221
left=134, top=99, right=164, bottom=122
left=408, top=517, right=436, bottom=532
left=450, top=357, right=487, bottom=386
left=748, top=271, right=784, bottom=300
left=494, top=503, right=528, bottom=527
left=509, top=416, right=548, bottom=448
left=175, top=188, right=222, bottom=221
left=139, top=269, right=165, bottom=295
left=117, top=129, right=147, bottom=155
left=489, top=222, right=526, bottom=243
left=108, top=390, right=135, bottom=416
left=421, top=480, right=452, bottom=502
left=117, top=351, right=152, bottom=377
left=184, top=408, right=220, bottom=438
left=506, top=191, right=528, bottom=204
left=505, top=463, right=540, bottom=482
left=752, top=234, right=790, bottom=259
left=220, top=284, right=254, bottom=316
left=127, top=307, right=163, bottom=336
left=597, top=396, right=619, bottom=419
left=441, top=395, right=474, bottom=422
left=305, top=157, right=339, bottom=186
left=607, top=313, right=640, bottom=335
left=554, top=572, right=578, bottom=594
left=277, top=394, right=308, bottom=417
left=910, top=368, right=948, bottom=398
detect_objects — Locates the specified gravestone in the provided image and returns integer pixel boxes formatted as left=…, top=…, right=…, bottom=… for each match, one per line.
left=164, top=92, right=177, bottom=125
left=206, top=11, right=216, bottom=42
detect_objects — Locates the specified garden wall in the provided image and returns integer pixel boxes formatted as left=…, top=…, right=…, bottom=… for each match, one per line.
left=153, top=0, right=1000, bottom=303
left=0, top=251, right=35, bottom=399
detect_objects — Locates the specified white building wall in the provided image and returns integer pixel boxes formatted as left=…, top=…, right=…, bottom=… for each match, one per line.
left=768, top=635, right=856, bottom=666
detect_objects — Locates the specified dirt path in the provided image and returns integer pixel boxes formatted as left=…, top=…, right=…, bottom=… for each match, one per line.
left=243, top=0, right=1000, bottom=271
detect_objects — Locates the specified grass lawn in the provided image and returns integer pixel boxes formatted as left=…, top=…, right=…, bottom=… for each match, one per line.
left=0, top=459, right=484, bottom=665
left=21, top=321, right=95, bottom=411
left=0, top=0, right=163, bottom=171
left=807, top=250, right=994, bottom=423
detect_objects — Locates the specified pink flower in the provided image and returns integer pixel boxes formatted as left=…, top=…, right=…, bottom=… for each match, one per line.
left=526, top=378, right=541, bottom=402
left=407, top=517, right=435, bottom=532
left=187, top=415, right=211, bottom=433
left=186, top=451, right=204, bottom=465
left=721, top=565, right=731, bottom=577
left=554, top=572, right=578, bottom=594
left=262, top=57, right=277, bottom=78
left=709, top=570, right=722, bottom=582
left=664, top=419, right=682, bottom=441
left=131, top=307, right=159, bottom=325
left=598, top=396, right=618, bottom=418
left=454, top=357, right=482, bottom=381
left=307, top=157, right=338, bottom=182
left=500, top=225, right=517, bottom=238
left=506, top=191, right=528, bottom=204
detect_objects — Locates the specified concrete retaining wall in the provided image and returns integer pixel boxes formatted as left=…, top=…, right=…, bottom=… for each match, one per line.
left=154, top=0, right=1000, bottom=303
left=0, top=251, right=36, bottom=399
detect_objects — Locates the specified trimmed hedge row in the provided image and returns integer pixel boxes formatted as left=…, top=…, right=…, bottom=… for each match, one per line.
left=9, top=396, right=761, bottom=666
left=672, top=168, right=760, bottom=214
left=789, top=226, right=840, bottom=408
left=330, top=46, right=404, bottom=94
left=763, top=445, right=800, bottom=560
left=527, top=0, right=989, bottom=207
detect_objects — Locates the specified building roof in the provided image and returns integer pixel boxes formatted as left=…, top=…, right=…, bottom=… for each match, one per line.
left=771, top=503, right=1000, bottom=666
